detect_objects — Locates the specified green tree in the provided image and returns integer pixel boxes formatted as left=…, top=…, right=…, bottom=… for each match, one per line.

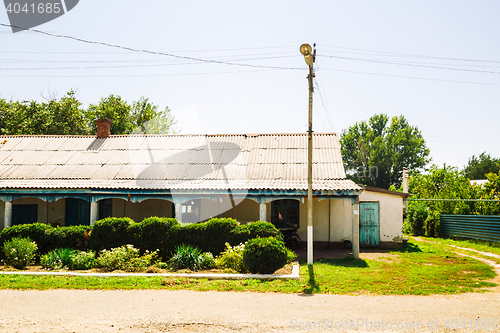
left=0, top=90, right=88, bottom=135
left=86, top=95, right=134, bottom=135
left=463, top=152, right=500, bottom=180
left=482, top=171, right=500, bottom=215
left=131, top=97, right=178, bottom=134
left=340, top=114, right=430, bottom=189
left=0, top=91, right=178, bottom=136
left=408, top=165, right=478, bottom=215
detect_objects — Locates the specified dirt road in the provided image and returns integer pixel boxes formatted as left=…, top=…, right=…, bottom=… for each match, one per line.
left=1, top=289, right=499, bottom=332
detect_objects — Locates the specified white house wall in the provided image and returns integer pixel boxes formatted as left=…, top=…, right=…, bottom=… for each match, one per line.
left=295, top=197, right=354, bottom=243
left=329, top=198, right=355, bottom=242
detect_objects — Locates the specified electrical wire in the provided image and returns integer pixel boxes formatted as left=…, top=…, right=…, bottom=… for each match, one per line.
left=313, top=65, right=336, bottom=133
left=318, top=67, right=498, bottom=86
left=0, top=55, right=299, bottom=71
left=319, top=55, right=500, bottom=75
left=321, top=44, right=500, bottom=64
left=0, top=23, right=303, bottom=71
left=0, top=68, right=276, bottom=78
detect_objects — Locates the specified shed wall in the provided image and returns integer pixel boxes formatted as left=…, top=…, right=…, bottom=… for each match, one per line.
left=359, top=190, right=403, bottom=243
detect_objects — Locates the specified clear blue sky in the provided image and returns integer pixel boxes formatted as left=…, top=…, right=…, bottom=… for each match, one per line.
left=1, top=1, right=499, bottom=170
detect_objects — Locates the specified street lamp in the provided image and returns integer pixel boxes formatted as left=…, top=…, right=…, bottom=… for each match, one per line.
left=300, top=43, right=315, bottom=266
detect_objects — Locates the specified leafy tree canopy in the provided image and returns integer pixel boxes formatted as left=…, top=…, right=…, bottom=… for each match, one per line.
left=463, top=152, right=500, bottom=180
left=340, top=114, right=430, bottom=189
left=0, top=90, right=178, bottom=136
left=408, top=164, right=499, bottom=216
left=0, top=90, right=88, bottom=135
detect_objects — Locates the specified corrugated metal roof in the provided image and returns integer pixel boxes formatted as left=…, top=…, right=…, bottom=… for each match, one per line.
left=0, top=179, right=360, bottom=191
left=0, top=133, right=361, bottom=191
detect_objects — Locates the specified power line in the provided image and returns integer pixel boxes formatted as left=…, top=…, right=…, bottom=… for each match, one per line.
left=319, top=67, right=498, bottom=86
left=313, top=73, right=336, bottom=132
left=0, top=23, right=303, bottom=71
left=321, top=44, right=500, bottom=64
left=0, top=68, right=276, bottom=78
left=319, top=55, right=500, bottom=75
left=0, top=55, right=299, bottom=71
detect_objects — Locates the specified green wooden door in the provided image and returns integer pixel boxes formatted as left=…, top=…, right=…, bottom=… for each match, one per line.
left=360, top=202, right=380, bottom=247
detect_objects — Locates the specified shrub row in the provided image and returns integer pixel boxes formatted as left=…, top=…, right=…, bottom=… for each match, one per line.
left=0, top=217, right=282, bottom=261
left=0, top=223, right=92, bottom=257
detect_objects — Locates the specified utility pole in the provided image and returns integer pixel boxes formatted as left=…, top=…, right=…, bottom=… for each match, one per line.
left=300, top=43, right=316, bottom=266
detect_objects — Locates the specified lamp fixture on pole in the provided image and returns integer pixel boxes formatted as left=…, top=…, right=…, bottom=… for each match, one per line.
left=300, top=43, right=316, bottom=266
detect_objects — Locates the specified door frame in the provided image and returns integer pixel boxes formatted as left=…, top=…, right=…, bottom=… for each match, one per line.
left=359, top=201, right=380, bottom=248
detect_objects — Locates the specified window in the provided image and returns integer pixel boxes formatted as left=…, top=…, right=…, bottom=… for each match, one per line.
left=12, top=204, right=38, bottom=225
left=99, top=199, right=113, bottom=220
left=182, top=200, right=201, bottom=223
left=65, top=198, right=90, bottom=226
left=271, top=199, right=299, bottom=228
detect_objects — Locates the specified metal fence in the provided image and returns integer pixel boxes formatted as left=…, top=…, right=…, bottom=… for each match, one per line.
left=440, top=215, right=500, bottom=242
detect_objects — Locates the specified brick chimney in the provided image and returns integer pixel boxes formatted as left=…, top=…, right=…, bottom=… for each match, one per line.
left=96, top=119, right=112, bottom=138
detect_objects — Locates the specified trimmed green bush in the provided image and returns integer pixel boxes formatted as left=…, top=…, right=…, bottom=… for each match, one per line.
left=2, top=237, right=38, bottom=269
left=243, top=237, right=288, bottom=274
left=45, top=226, right=92, bottom=252
left=0, top=223, right=52, bottom=256
left=0, top=218, right=285, bottom=264
left=127, top=222, right=143, bottom=249
left=88, top=217, right=135, bottom=251
left=202, top=218, right=238, bottom=254
left=246, top=221, right=283, bottom=241
left=140, top=217, right=180, bottom=260
left=173, top=222, right=205, bottom=252
left=231, top=221, right=283, bottom=245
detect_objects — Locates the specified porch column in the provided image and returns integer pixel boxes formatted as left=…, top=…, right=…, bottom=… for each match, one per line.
left=90, top=202, right=98, bottom=225
left=352, top=197, right=360, bottom=259
left=175, top=203, right=182, bottom=223
left=259, top=203, right=266, bottom=222
left=4, top=201, right=12, bottom=228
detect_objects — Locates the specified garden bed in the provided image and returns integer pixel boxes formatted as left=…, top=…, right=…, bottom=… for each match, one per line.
left=0, top=263, right=299, bottom=280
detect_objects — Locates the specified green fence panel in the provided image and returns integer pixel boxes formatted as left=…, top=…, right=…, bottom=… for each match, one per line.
left=440, top=215, right=500, bottom=242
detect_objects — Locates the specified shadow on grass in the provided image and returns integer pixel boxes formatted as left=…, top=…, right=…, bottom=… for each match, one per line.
left=314, top=258, right=369, bottom=268
left=389, top=242, right=422, bottom=254
left=300, top=258, right=369, bottom=295
left=302, top=265, right=320, bottom=295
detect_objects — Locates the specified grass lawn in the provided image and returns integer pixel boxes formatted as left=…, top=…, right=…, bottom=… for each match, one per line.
left=411, top=236, right=500, bottom=263
left=0, top=239, right=496, bottom=295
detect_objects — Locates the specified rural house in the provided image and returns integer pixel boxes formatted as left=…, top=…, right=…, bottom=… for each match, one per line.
left=0, top=121, right=405, bottom=248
